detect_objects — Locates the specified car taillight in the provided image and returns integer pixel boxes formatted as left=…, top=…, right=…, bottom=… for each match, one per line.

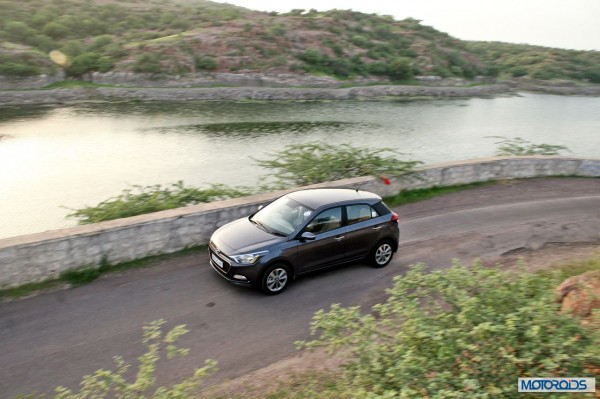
left=391, top=212, right=399, bottom=222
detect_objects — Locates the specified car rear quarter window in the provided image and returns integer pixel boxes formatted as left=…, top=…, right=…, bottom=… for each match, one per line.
left=372, top=201, right=392, bottom=216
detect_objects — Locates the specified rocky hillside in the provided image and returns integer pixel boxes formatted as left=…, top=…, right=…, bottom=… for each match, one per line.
left=1, top=0, right=599, bottom=83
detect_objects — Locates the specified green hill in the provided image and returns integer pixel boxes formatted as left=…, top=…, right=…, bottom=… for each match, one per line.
left=1, top=0, right=599, bottom=83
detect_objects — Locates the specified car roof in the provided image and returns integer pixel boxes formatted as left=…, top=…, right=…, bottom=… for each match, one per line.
left=286, top=188, right=381, bottom=209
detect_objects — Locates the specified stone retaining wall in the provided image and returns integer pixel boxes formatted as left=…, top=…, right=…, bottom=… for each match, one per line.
left=0, top=72, right=64, bottom=90
left=1, top=156, right=598, bottom=288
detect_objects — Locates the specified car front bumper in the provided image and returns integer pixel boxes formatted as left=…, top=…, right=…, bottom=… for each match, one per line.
left=210, top=259, right=254, bottom=287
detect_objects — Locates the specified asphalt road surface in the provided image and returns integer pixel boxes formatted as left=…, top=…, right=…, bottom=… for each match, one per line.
left=1, top=178, right=599, bottom=398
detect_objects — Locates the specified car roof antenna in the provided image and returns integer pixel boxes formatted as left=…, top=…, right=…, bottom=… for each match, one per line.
left=355, top=182, right=364, bottom=192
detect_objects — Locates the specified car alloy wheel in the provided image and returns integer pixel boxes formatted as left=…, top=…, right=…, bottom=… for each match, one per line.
left=371, top=241, right=393, bottom=268
left=262, top=264, right=290, bottom=295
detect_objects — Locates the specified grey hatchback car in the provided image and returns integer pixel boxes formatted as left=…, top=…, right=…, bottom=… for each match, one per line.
left=208, top=188, right=399, bottom=295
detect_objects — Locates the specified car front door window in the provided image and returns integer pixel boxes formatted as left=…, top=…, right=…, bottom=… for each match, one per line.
left=304, top=207, right=342, bottom=234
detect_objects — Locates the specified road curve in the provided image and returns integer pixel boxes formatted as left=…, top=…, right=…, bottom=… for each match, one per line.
left=0, top=177, right=599, bottom=397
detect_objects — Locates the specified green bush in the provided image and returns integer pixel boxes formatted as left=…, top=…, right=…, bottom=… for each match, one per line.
left=42, top=21, right=70, bottom=39
left=67, top=181, right=252, bottom=224
left=490, top=136, right=570, bottom=156
left=350, top=35, right=368, bottom=47
left=91, top=34, right=113, bottom=50
left=3, top=20, right=36, bottom=41
left=133, top=53, right=163, bottom=74
left=0, top=62, right=39, bottom=76
left=51, top=320, right=217, bottom=398
left=510, top=65, right=529, bottom=78
left=301, top=261, right=600, bottom=398
left=66, top=51, right=113, bottom=76
left=583, top=68, right=600, bottom=83
left=256, top=142, right=421, bottom=186
left=367, top=62, right=389, bottom=76
left=299, top=48, right=322, bottom=65
left=194, top=55, right=218, bottom=71
left=387, top=57, right=414, bottom=81
left=69, top=143, right=421, bottom=223
left=530, top=68, right=557, bottom=80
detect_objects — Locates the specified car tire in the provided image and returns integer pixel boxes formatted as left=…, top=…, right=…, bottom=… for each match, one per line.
left=370, top=240, right=394, bottom=268
left=260, top=264, right=290, bottom=295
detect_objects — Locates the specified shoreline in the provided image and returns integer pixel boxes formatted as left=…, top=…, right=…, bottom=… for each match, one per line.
left=0, top=83, right=512, bottom=106
left=1, top=81, right=599, bottom=106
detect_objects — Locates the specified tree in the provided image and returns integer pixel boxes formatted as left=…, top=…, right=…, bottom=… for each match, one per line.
left=301, top=262, right=600, bottom=398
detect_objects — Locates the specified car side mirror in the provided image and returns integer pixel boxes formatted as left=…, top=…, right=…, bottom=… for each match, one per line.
left=300, top=232, right=316, bottom=241
left=257, top=205, right=264, bottom=210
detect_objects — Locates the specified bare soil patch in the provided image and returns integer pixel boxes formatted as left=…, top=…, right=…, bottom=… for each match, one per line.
left=495, top=242, right=600, bottom=272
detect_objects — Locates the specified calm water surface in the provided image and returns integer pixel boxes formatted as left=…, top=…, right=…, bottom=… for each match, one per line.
left=1, top=93, right=599, bottom=238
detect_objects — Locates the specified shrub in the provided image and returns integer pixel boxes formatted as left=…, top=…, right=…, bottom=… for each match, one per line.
left=510, top=65, right=529, bottom=78
left=91, top=34, right=113, bottom=50
left=583, top=68, right=600, bottom=83
left=68, top=181, right=252, bottom=224
left=301, top=262, right=600, bottom=398
left=66, top=51, right=113, bottom=76
left=387, top=57, right=414, bottom=81
left=51, top=320, right=217, bottom=398
left=299, top=48, right=322, bottom=65
left=4, top=20, right=36, bottom=42
left=133, top=53, right=163, bottom=74
left=329, top=58, right=352, bottom=78
left=367, top=62, right=389, bottom=76
left=256, top=142, right=422, bottom=186
left=194, top=55, right=218, bottom=71
left=530, top=67, right=557, bottom=80
left=68, top=143, right=423, bottom=223
left=489, top=136, right=570, bottom=156
left=42, top=21, right=70, bottom=39
left=350, top=35, right=368, bottom=48
left=0, top=62, right=39, bottom=76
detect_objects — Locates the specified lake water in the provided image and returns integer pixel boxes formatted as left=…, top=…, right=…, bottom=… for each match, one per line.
left=1, top=93, right=599, bottom=239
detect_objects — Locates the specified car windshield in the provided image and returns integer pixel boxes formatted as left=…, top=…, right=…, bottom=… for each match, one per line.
left=250, top=196, right=314, bottom=236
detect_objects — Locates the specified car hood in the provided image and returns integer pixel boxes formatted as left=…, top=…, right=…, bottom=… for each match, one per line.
left=211, top=217, right=286, bottom=255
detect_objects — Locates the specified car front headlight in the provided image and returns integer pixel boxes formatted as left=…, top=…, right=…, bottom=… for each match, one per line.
left=230, top=251, right=269, bottom=265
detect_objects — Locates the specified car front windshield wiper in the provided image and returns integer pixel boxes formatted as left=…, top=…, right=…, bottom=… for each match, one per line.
left=270, top=230, right=287, bottom=237
left=250, top=217, right=287, bottom=237
left=249, top=217, right=269, bottom=232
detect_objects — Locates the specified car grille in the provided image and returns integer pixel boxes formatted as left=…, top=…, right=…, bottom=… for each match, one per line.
left=209, top=243, right=231, bottom=274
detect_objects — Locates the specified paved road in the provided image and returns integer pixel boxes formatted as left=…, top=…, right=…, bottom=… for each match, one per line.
left=1, top=178, right=599, bottom=397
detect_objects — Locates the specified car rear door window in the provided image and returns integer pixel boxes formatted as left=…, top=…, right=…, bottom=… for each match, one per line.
left=347, top=204, right=378, bottom=225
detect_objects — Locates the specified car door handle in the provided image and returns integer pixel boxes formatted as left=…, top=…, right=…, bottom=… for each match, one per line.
left=334, top=235, right=345, bottom=241
left=372, top=225, right=384, bottom=230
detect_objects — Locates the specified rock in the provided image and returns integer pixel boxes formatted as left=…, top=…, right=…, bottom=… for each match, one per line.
left=557, top=270, right=600, bottom=324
